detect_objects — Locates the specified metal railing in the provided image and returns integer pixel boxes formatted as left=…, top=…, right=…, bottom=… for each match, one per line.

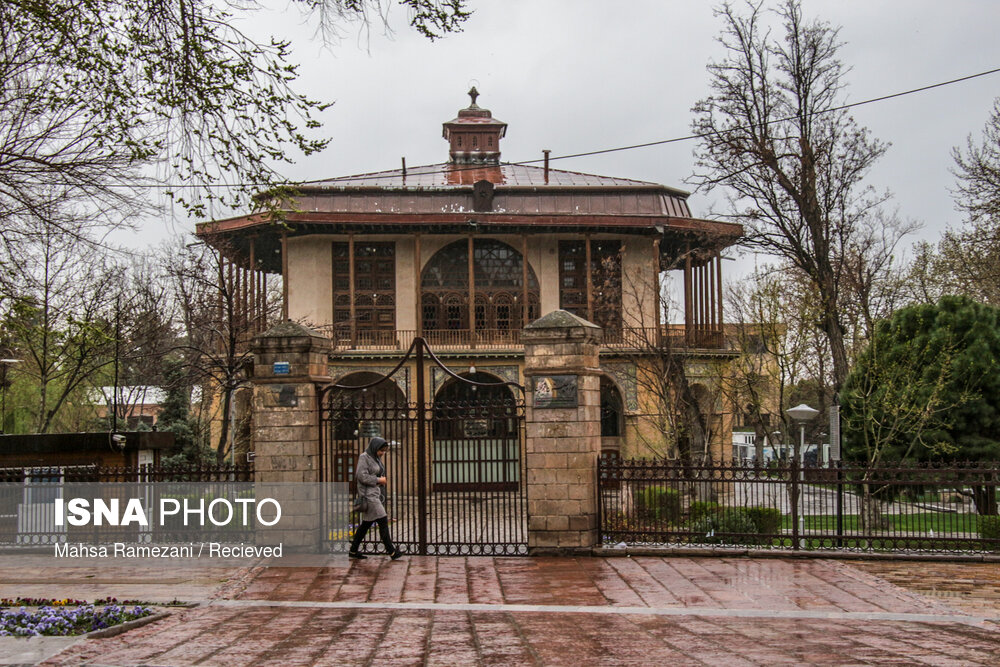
left=597, top=456, right=1000, bottom=555
left=0, top=464, right=255, bottom=548
left=320, top=327, right=730, bottom=353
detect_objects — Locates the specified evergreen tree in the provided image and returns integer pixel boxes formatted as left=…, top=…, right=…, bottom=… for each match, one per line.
left=843, top=296, right=1000, bottom=465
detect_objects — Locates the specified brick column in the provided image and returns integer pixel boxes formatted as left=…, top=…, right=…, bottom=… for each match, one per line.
left=251, top=321, right=332, bottom=551
left=522, top=310, right=603, bottom=554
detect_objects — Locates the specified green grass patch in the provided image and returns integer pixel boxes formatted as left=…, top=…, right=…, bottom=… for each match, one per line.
left=781, top=512, right=982, bottom=534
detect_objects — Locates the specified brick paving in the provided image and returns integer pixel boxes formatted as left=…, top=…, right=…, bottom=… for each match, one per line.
left=20, top=556, right=1000, bottom=666
left=854, top=560, right=1000, bottom=617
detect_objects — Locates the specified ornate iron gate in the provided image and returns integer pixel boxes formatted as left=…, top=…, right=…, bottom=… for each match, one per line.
left=319, top=338, right=527, bottom=556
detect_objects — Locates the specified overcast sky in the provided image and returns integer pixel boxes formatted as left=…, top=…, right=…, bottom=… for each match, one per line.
left=136, top=0, right=1000, bottom=273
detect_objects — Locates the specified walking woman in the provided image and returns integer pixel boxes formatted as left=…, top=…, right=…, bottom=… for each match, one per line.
left=349, top=437, right=403, bottom=560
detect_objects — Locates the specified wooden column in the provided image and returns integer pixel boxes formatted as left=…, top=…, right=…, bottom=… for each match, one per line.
left=585, top=235, right=593, bottom=323
left=704, top=263, right=711, bottom=341
left=652, top=238, right=661, bottom=345
left=468, top=235, right=476, bottom=344
left=716, top=252, right=724, bottom=339
left=522, top=234, right=530, bottom=326
left=348, top=233, right=356, bottom=346
left=697, top=262, right=705, bottom=345
left=706, top=263, right=712, bottom=335
left=414, top=234, right=422, bottom=335
left=280, top=232, right=288, bottom=321
left=249, top=239, right=257, bottom=331
left=242, top=265, right=249, bottom=331
left=227, top=258, right=235, bottom=328
left=683, top=254, right=693, bottom=345
left=262, top=272, right=268, bottom=330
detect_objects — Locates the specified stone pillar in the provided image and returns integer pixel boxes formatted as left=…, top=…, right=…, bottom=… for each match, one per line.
left=522, top=310, right=603, bottom=554
left=251, top=321, right=332, bottom=551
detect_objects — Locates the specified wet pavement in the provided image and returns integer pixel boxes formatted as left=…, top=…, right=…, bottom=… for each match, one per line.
left=2, top=556, right=996, bottom=665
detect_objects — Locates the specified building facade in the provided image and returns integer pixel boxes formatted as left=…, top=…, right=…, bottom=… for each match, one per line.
left=197, top=90, right=743, bottom=461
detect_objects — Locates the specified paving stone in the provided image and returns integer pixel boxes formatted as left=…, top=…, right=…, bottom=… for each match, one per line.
left=13, top=556, right=1000, bottom=666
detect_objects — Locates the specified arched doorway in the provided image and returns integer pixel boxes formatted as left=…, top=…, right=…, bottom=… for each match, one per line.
left=421, top=239, right=540, bottom=342
left=325, top=371, right=407, bottom=483
left=600, top=377, right=624, bottom=439
left=432, top=372, right=521, bottom=491
left=599, top=377, right=625, bottom=489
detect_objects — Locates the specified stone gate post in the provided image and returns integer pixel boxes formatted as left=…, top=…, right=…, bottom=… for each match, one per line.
left=251, top=321, right=332, bottom=551
left=522, top=310, right=603, bottom=554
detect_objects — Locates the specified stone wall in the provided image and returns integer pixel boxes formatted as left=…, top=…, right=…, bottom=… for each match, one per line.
left=522, top=310, right=603, bottom=553
left=251, top=321, right=332, bottom=550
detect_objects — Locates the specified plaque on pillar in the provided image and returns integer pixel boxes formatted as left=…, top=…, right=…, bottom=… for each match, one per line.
left=269, top=385, right=298, bottom=407
left=533, top=375, right=578, bottom=409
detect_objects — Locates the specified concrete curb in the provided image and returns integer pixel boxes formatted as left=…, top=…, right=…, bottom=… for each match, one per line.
left=81, top=609, right=171, bottom=639
left=592, top=546, right=1000, bottom=563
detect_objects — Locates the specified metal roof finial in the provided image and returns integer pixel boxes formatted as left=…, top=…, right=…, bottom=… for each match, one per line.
left=467, top=86, right=480, bottom=108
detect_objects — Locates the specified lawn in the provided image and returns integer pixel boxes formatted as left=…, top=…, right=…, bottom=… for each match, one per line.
left=782, top=512, right=983, bottom=534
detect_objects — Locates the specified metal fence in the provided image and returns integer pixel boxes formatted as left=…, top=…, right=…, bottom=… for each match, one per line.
left=597, top=456, right=1000, bottom=555
left=0, top=464, right=255, bottom=547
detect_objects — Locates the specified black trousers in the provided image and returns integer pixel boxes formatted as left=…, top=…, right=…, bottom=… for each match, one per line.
left=349, top=516, right=396, bottom=554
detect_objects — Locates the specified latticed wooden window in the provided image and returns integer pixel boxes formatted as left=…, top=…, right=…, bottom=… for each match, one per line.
left=332, top=241, right=396, bottom=331
left=592, top=240, right=622, bottom=331
left=558, top=240, right=622, bottom=330
left=558, top=241, right=588, bottom=318
left=420, top=239, right=539, bottom=332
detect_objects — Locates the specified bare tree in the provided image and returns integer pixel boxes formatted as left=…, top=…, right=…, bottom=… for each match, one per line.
left=954, top=97, right=1000, bottom=225
left=692, top=0, right=900, bottom=391
left=906, top=101, right=1000, bottom=307
left=99, top=255, right=179, bottom=429
left=614, top=257, right=720, bottom=464
left=724, top=268, right=803, bottom=460
left=906, top=230, right=1000, bottom=307
left=0, top=217, right=123, bottom=432
left=163, top=239, right=278, bottom=462
left=1, top=0, right=470, bottom=230
left=0, top=22, right=146, bottom=243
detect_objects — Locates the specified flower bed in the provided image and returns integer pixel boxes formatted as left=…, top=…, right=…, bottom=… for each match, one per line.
left=0, top=604, right=153, bottom=637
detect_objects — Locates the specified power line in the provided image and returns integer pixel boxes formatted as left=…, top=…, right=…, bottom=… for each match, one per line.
left=11, top=65, right=1000, bottom=190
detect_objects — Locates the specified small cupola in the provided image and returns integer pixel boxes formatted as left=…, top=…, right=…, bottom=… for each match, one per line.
left=442, top=87, right=507, bottom=165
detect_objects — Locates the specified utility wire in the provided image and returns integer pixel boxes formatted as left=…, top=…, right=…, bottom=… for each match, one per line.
left=12, top=65, right=1000, bottom=190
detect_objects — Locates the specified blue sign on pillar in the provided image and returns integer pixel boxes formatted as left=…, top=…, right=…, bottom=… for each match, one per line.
left=273, top=361, right=290, bottom=375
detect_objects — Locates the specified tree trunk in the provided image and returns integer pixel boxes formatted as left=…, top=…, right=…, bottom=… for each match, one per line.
left=821, top=302, right=850, bottom=393
left=216, top=387, right=232, bottom=464
left=972, top=485, right=998, bottom=516
left=859, top=484, right=887, bottom=535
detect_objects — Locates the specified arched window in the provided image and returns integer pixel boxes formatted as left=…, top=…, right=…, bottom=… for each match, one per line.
left=432, top=373, right=520, bottom=491
left=421, top=239, right=540, bottom=334
left=600, top=377, right=624, bottom=438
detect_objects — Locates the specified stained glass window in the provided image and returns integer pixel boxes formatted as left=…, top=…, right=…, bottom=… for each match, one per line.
left=420, top=239, right=540, bottom=332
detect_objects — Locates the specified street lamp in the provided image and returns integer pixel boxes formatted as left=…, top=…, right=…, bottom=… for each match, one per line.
left=786, top=403, right=819, bottom=548
left=786, top=403, right=820, bottom=462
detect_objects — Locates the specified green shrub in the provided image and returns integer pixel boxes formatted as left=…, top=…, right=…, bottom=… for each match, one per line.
left=688, top=501, right=719, bottom=523
left=980, top=516, right=1000, bottom=549
left=745, top=507, right=783, bottom=535
left=689, top=508, right=758, bottom=544
left=636, top=486, right=682, bottom=523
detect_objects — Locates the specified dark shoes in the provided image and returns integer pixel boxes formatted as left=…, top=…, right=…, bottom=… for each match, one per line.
left=348, top=551, right=367, bottom=560
left=390, top=549, right=403, bottom=560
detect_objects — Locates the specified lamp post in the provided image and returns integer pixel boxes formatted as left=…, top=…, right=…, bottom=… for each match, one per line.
left=786, top=403, right=819, bottom=462
left=785, top=403, right=819, bottom=548
left=0, top=353, right=21, bottom=434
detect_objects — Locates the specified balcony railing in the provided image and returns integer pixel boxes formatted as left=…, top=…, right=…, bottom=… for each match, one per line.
left=317, top=327, right=729, bottom=353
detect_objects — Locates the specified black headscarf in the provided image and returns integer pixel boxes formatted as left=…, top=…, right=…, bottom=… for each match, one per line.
left=364, top=437, right=388, bottom=476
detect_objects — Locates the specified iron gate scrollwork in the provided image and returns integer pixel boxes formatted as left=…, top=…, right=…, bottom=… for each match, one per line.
left=319, top=337, right=527, bottom=556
